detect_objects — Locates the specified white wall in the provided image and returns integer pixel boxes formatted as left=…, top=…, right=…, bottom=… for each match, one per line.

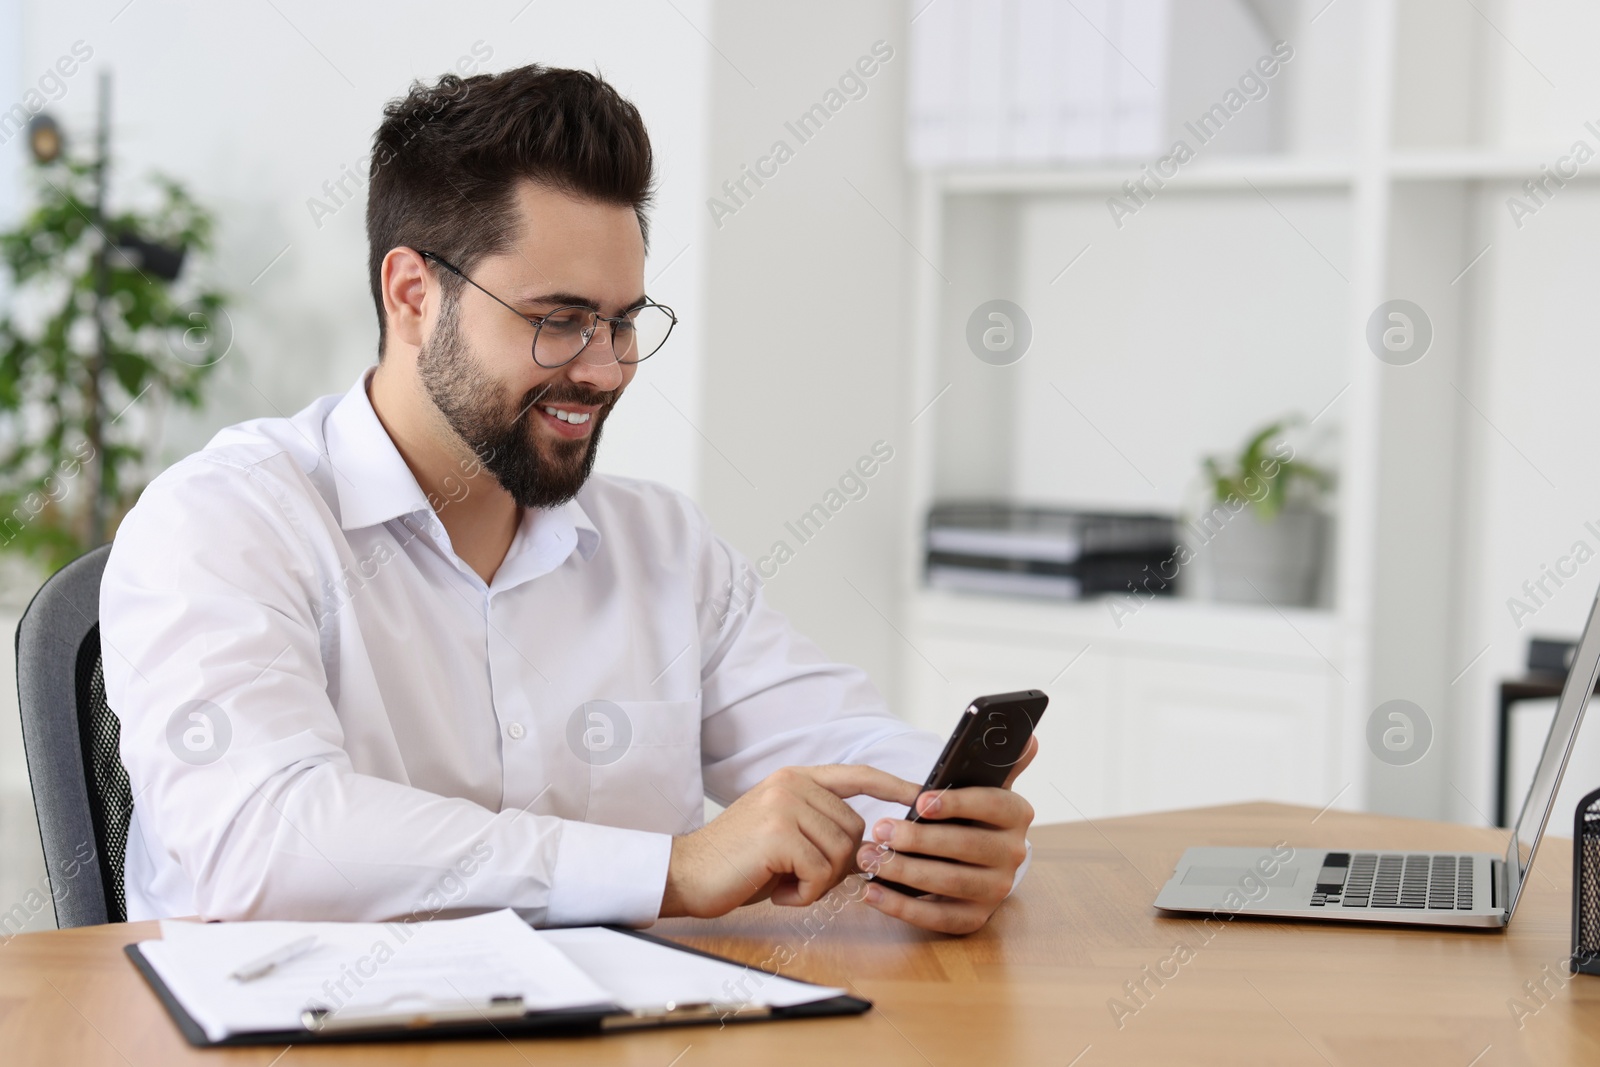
left=1006, top=189, right=1350, bottom=513
left=699, top=2, right=912, bottom=708
left=1410, top=0, right=1600, bottom=826
left=0, top=0, right=17, bottom=234
left=18, top=0, right=710, bottom=496
left=1450, top=179, right=1600, bottom=828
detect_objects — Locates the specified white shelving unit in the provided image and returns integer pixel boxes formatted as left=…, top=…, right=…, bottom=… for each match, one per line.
left=899, top=592, right=1345, bottom=823
left=892, top=0, right=1600, bottom=825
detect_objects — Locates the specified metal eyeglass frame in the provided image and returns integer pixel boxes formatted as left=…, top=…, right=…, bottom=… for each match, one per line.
left=416, top=249, right=677, bottom=368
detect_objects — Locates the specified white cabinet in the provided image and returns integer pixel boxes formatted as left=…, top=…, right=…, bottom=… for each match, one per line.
left=1113, top=657, right=1340, bottom=814
left=899, top=591, right=1345, bottom=825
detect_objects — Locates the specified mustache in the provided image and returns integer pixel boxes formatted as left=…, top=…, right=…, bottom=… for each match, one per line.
left=513, top=383, right=620, bottom=423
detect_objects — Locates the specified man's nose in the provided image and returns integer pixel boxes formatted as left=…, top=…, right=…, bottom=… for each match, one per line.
left=565, top=328, right=625, bottom=389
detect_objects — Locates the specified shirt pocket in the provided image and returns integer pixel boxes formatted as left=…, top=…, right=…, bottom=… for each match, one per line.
left=579, top=697, right=703, bottom=834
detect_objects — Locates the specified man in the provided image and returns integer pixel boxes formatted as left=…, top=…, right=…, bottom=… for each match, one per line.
left=102, top=64, right=1035, bottom=935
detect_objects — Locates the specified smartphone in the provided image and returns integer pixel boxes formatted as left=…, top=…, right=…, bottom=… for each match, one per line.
left=865, top=689, right=1048, bottom=896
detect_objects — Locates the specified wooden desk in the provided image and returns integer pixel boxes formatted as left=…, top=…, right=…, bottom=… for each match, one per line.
left=2, top=802, right=1597, bottom=1065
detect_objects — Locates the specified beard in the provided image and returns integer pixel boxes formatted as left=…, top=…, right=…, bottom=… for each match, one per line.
left=417, top=294, right=618, bottom=510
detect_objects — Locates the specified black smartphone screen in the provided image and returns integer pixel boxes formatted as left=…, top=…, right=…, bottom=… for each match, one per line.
left=866, top=689, right=1047, bottom=896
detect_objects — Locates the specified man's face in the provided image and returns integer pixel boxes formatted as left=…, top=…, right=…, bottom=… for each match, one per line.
left=417, top=181, right=646, bottom=509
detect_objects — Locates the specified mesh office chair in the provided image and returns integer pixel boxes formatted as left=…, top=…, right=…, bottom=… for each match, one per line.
left=14, top=543, right=131, bottom=927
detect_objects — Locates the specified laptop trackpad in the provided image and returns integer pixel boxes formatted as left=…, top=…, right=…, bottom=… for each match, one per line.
left=1181, top=866, right=1300, bottom=888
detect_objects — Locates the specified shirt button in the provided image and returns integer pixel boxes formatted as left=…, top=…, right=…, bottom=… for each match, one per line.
left=506, top=722, right=525, bottom=740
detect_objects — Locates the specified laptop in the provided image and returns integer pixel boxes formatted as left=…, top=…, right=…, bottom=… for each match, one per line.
left=1154, top=579, right=1600, bottom=929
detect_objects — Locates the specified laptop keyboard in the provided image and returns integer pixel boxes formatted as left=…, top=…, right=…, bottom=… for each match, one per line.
left=1307, top=852, right=1477, bottom=910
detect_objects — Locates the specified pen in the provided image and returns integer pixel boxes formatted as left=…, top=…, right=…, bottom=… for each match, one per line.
left=230, top=934, right=319, bottom=982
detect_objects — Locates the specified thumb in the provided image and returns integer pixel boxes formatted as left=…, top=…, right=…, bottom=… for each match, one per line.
left=1001, top=735, right=1039, bottom=789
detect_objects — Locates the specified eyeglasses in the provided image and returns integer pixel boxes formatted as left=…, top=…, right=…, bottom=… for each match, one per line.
left=417, top=250, right=677, bottom=368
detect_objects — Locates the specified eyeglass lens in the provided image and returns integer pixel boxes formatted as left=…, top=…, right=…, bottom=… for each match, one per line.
left=534, top=305, right=674, bottom=367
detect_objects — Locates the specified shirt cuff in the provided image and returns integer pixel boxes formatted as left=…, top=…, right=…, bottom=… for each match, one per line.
left=544, top=819, right=673, bottom=927
left=1008, top=838, right=1033, bottom=897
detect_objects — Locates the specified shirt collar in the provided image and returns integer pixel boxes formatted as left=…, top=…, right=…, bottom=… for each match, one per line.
left=568, top=503, right=601, bottom=562
left=322, top=366, right=602, bottom=564
left=323, top=366, right=434, bottom=531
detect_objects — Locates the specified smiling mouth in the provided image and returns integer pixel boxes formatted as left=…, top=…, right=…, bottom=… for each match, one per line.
left=531, top=402, right=601, bottom=439
left=540, top=405, right=592, bottom=426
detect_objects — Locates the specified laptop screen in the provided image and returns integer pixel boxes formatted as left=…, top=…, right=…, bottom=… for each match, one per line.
left=1506, top=579, right=1600, bottom=910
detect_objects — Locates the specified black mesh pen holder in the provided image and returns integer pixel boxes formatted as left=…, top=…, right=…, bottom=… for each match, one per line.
left=1574, top=786, right=1600, bottom=975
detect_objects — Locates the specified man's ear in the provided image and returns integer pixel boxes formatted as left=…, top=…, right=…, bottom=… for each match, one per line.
left=381, top=247, right=432, bottom=352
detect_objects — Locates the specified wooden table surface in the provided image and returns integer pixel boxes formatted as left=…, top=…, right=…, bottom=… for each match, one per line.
left=1, top=802, right=1596, bottom=1066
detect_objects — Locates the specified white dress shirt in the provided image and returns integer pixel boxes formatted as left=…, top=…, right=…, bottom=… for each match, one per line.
left=102, top=366, right=961, bottom=926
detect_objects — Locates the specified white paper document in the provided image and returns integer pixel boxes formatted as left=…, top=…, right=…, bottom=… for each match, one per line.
left=139, top=909, right=610, bottom=1042
left=541, top=926, right=846, bottom=1011
left=136, top=908, right=845, bottom=1042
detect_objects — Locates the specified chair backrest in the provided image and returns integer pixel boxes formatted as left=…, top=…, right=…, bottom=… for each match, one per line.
left=14, top=543, right=129, bottom=927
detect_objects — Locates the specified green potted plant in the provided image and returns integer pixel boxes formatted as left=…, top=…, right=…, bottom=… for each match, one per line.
left=0, top=127, right=229, bottom=575
left=1188, top=418, right=1334, bottom=607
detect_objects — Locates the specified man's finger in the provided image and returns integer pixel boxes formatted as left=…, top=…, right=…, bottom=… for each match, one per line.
left=860, top=847, right=1003, bottom=903
left=742, top=872, right=784, bottom=907
left=870, top=817, right=1013, bottom=868
left=805, top=764, right=923, bottom=806
left=793, top=804, right=861, bottom=882
left=861, top=881, right=991, bottom=935
left=915, top=784, right=1033, bottom=828
left=771, top=832, right=835, bottom=907
left=791, top=776, right=868, bottom=844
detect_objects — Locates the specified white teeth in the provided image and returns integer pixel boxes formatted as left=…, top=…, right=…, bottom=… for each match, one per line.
left=542, top=406, right=591, bottom=425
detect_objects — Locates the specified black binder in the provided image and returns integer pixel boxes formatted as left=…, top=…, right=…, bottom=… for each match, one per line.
left=126, top=925, right=871, bottom=1047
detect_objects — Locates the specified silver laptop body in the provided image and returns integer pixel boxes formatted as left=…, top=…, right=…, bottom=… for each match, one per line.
left=1154, top=579, right=1600, bottom=929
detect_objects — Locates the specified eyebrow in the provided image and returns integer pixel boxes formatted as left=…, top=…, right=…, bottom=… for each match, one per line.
left=516, top=291, right=650, bottom=314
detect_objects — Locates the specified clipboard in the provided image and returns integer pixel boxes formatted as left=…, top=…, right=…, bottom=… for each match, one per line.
left=125, top=925, right=871, bottom=1047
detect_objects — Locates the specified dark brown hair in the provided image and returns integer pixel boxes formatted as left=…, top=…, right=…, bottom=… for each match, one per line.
left=365, top=64, right=655, bottom=357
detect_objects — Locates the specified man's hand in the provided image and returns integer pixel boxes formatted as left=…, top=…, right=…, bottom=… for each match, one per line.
left=856, top=735, right=1038, bottom=935
left=659, top=765, right=919, bottom=919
